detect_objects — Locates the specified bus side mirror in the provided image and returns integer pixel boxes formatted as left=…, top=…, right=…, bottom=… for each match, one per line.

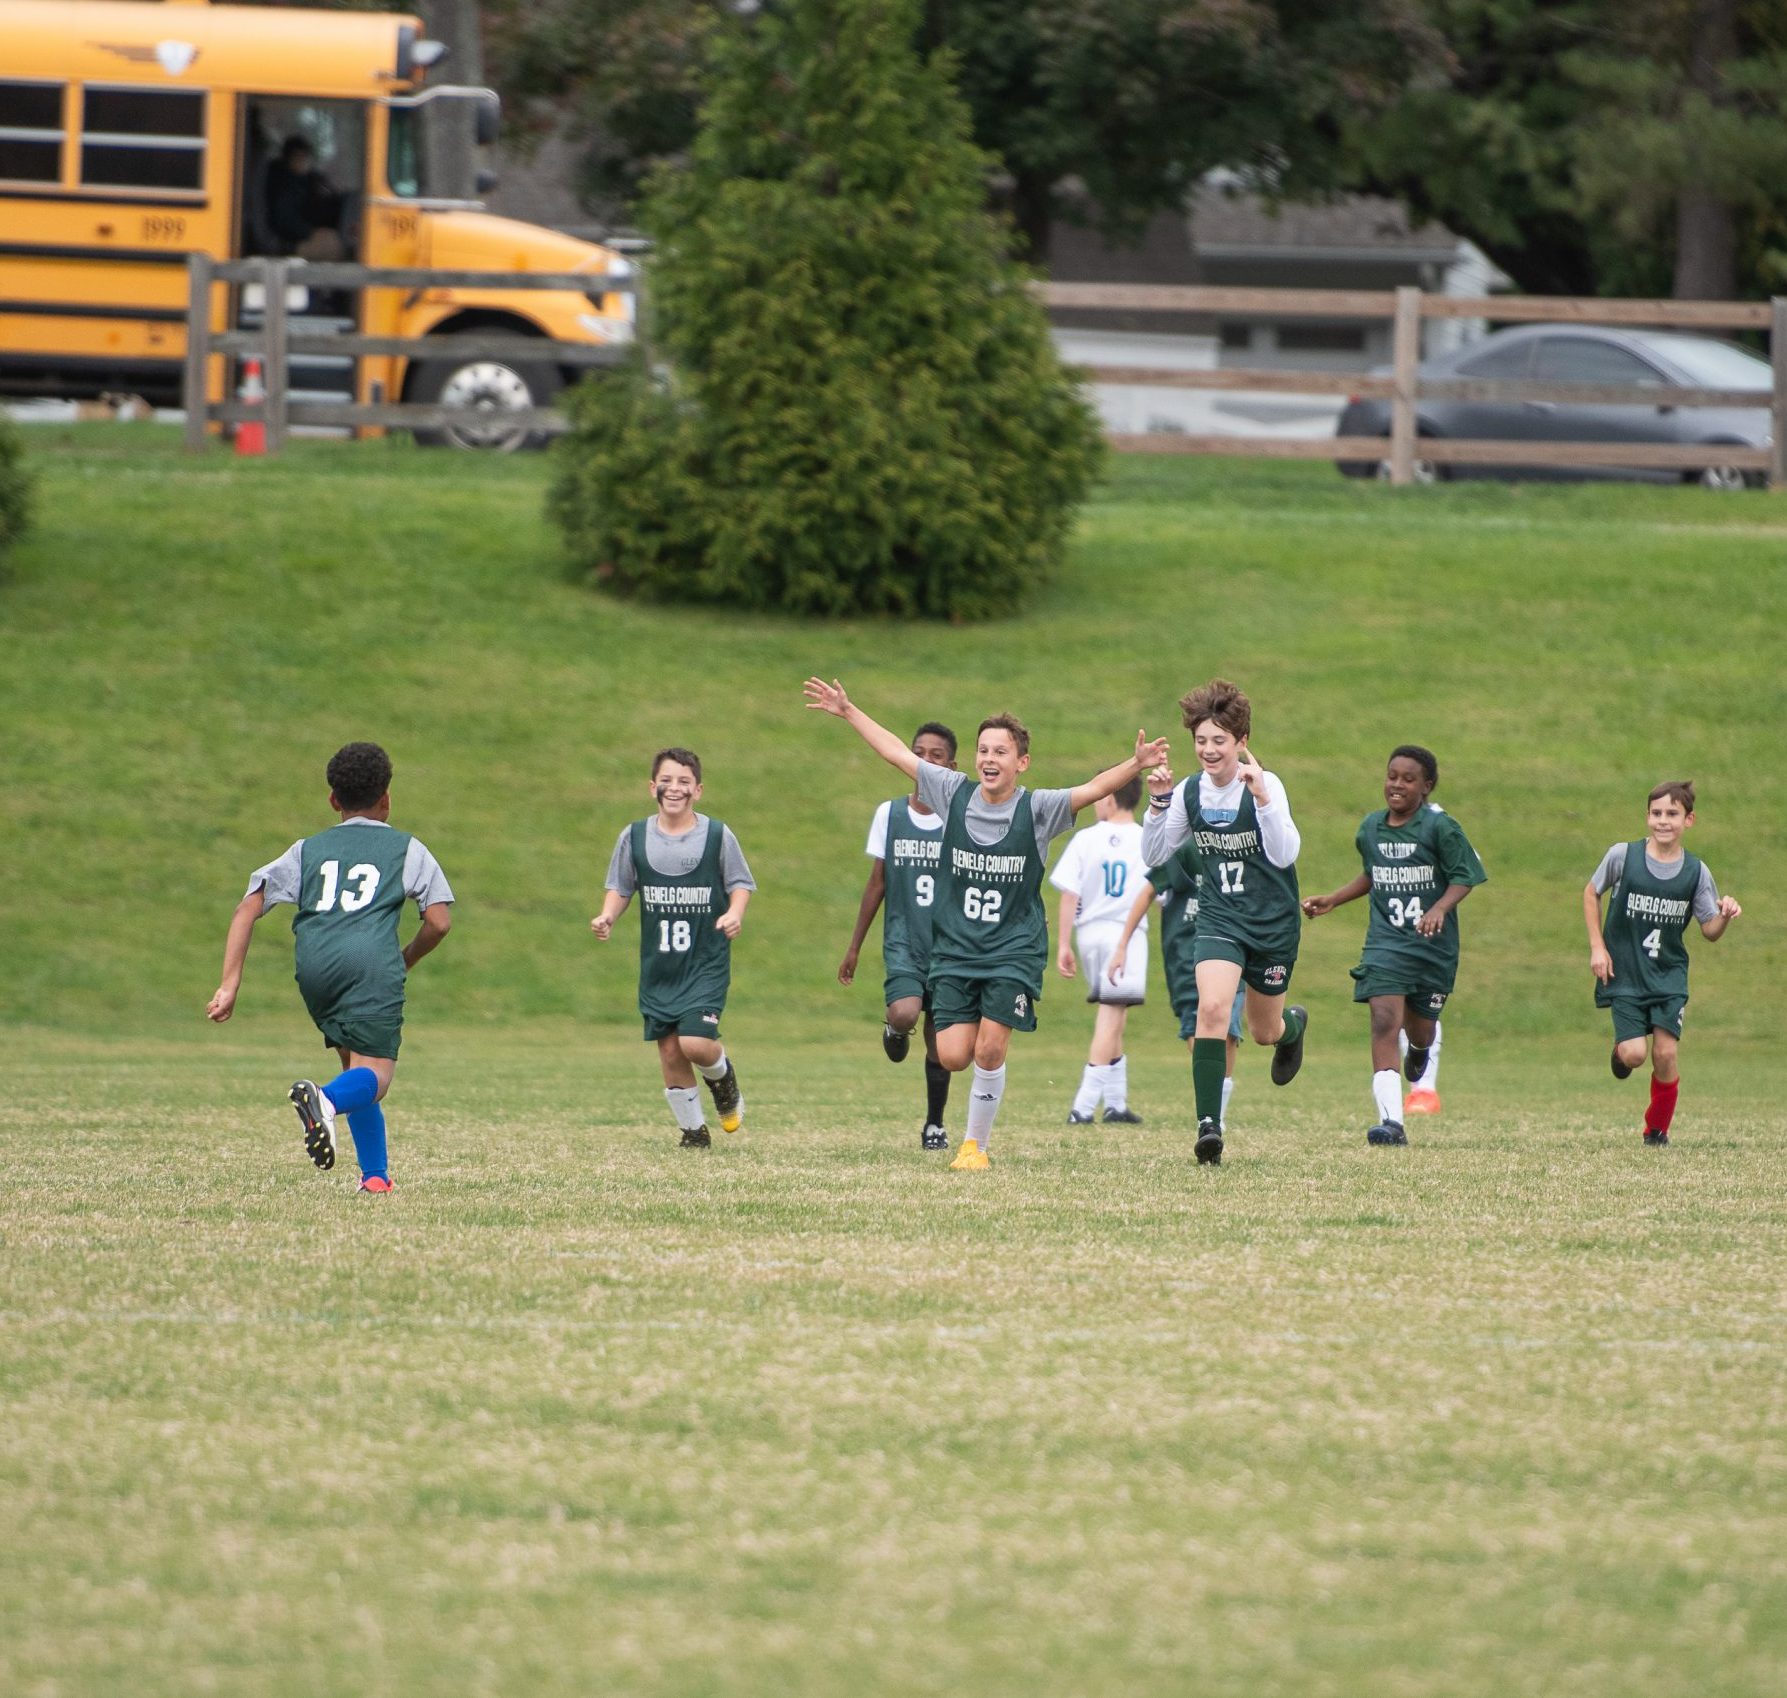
left=476, top=168, right=498, bottom=195
left=475, top=99, right=500, bottom=147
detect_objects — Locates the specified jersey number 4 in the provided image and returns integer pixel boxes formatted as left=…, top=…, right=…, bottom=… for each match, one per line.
left=1641, top=927, right=1663, bottom=959
left=314, top=860, right=381, bottom=913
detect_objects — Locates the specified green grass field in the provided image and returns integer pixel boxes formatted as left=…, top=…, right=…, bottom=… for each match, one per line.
left=2, top=427, right=1785, bottom=1695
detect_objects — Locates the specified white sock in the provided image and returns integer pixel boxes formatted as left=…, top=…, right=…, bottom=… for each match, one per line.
left=1220, top=1074, right=1235, bottom=1129
left=665, top=1085, right=705, bottom=1132
left=1071, top=1063, right=1102, bottom=1118
left=694, top=1047, right=729, bottom=1082
left=1416, top=1022, right=1442, bottom=1090
left=1106, top=1055, right=1128, bottom=1112
left=967, top=1063, right=1006, bottom=1148
left=1372, top=1070, right=1403, bottom=1126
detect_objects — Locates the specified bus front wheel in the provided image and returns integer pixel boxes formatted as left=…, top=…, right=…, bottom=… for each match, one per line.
left=409, top=349, right=563, bottom=452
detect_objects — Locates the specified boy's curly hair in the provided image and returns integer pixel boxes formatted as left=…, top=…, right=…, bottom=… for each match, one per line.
left=1178, top=679, right=1250, bottom=740
left=1389, top=744, right=1439, bottom=789
left=327, top=742, right=392, bottom=810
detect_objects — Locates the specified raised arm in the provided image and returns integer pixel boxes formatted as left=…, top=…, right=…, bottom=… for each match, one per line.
left=803, top=678, right=920, bottom=780
left=1067, top=729, right=1170, bottom=815
left=206, top=888, right=267, bottom=1021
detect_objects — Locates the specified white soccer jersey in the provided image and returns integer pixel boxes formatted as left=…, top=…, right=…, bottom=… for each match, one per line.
left=1050, top=819, right=1150, bottom=931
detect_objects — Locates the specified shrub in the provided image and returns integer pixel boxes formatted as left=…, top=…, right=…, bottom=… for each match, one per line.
left=0, top=410, right=35, bottom=562
left=549, top=0, right=1103, bottom=621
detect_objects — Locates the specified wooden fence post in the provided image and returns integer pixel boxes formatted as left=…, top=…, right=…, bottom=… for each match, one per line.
left=1388, top=285, right=1422, bottom=487
left=262, top=259, right=290, bottom=457
left=182, top=253, right=213, bottom=453
left=1772, top=297, right=1787, bottom=493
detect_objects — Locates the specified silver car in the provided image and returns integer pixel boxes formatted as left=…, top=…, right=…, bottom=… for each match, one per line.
left=1334, top=324, right=1772, bottom=488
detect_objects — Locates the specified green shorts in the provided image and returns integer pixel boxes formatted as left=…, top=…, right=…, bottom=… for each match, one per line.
left=1174, top=984, right=1245, bottom=1043
left=1606, top=996, right=1687, bottom=1043
left=930, top=975, right=1039, bottom=1034
left=1351, top=967, right=1450, bottom=1019
left=1192, top=935, right=1297, bottom=997
left=643, top=1007, right=725, bottom=1042
left=298, top=976, right=403, bottom=1060
left=882, top=971, right=930, bottom=1009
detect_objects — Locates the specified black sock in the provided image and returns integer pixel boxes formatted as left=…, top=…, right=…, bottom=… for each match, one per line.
left=925, top=1058, right=950, bottom=1125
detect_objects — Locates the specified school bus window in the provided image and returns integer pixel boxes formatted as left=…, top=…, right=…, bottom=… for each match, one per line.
left=79, top=86, right=205, bottom=192
left=0, top=79, right=65, bottom=183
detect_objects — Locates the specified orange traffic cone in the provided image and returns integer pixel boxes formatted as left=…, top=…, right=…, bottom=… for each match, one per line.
left=234, top=356, right=266, bottom=457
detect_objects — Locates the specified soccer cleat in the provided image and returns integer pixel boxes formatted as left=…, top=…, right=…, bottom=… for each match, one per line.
left=1403, top=1088, right=1442, bottom=1116
left=1403, top=1045, right=1432, bottom=1084
left=882, top=1024, right=911, bottom=1063
left=921, top=1122, right=949, bottom=1151
left=1194, top=1116, right=1224, bottom=1165
left=288, top=1080, right=336, bottom=1171
left=1611, top=1048, right=1634, bottom=1081
left=679, top=1124, right=712, bottom=1149
left=1271, top=1007, right=1308, bottom=1086
left=1367, top=1120, right=1408, bottom=1147
left=357, top=1175, right=393, bottom=1193
left=705, top=1061, right=744, bottom=1134
left=1643, top=1128, right=1669, bottom=1146
left=950, top=1137, right=990, bottom=1171
left=1067, top=1110, right=1096, bottom=1125
left=1102, top=1107, right=1144, bottom=1125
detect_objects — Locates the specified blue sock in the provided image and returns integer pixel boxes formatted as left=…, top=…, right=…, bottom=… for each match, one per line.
left=347, top=1104, right=388, bottom=1181
left=323, top=1066, right=380, bottom=1115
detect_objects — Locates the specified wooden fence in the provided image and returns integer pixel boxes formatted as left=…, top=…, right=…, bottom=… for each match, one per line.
left=1040, top=282, right=1787, bottom=488
left=181, top=256, right=632, bottom=453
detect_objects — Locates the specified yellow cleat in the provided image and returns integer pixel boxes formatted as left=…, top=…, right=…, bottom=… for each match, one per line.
left=950, top=1138, right=991, bottom=1171
left=1403, top=1089, right=1441, bottom=1116
left=706, top=1060, right=744, bottom=1133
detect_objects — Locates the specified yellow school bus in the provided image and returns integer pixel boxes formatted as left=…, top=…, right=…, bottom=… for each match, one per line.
left=0, top=0, right=632, bottom=446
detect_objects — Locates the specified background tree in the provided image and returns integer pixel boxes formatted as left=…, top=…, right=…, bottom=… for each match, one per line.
left=548, top=0, right=1103, bottom=620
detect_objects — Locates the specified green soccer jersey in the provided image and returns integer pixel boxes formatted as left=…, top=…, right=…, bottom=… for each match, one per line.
left=1596, top=840, right=1701, bottom=1007
left=1184, top=784, right=1301, bottom=958
left=293, top=821, right=414, bottom=1006
left=882, top=796, right=942, bottom=980
left=632, top=816, right=732, bottom=1022
left=1149, top=846, right=1204, bottom=1011
left=931, top=784, right=1050, bottom=995
left=1354, top=805, right=1488, bottom=991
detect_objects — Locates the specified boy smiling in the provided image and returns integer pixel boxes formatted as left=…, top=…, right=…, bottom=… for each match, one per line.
left=1141, top=678, right=1304, bottom=1165
left=592, top=747, right=754, bottom=1149
left=806, top=678, right=1167, bottom=1169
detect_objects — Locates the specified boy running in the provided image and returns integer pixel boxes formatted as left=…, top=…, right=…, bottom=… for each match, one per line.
left=591, top=747, right=753, bottom=1149
left=1583, top=780, right=1741, bottom=1145
left=837, top=721, right=959, bottom=1151
left=205, top=741, right=454, bottom=1192
left=1300, top=746, right=1487, bottom=1147
left=1051, top=779, right=1151, bottom=1125
left=1108, top=847, right=1247, bottom=1132
left=1140, top=678, right=1304, bottom=1166
left=805, top=677, right=1168, bottom=1170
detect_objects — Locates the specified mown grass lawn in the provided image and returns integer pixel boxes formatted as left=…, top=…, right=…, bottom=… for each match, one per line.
left=1, top=427, right=1783, bottom=1695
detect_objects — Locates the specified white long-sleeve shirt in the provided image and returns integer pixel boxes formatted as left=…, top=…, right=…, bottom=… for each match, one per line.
left=1141, top=770, right=1300, bottom=869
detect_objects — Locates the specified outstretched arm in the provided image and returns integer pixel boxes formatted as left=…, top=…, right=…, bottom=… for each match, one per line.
left=404, top=902, right=452, bottom=969
left=206, top=889, right=267, bottom=1021
left=1302, top=873, right=1371, bottom=919
left=1067, top=730, right=1170, bottom=815
left=803, top=678, right=920, bottom=780
left=840, top=860, right=887, bottom=986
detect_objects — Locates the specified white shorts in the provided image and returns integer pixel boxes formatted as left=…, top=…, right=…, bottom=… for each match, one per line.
left=1077, top=923, right=1148, bottom=1006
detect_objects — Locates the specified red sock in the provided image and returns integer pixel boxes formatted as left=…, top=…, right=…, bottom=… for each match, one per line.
left=1647, top=1076, right=1680, bottom=1134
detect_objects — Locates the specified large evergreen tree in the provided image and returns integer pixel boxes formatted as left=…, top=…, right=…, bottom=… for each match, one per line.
left=549, top=0, right=1102, bottom=620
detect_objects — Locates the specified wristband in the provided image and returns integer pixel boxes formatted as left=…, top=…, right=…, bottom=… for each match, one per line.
left=1148, top=793, right=1171, bottom=810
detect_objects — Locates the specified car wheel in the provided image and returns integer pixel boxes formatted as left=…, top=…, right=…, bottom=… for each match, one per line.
left=1694, top=461, right=1757, bottom=492
left=409, top=349, right=563, bottom=452
left=1374, top=450, right=1442, bottom=485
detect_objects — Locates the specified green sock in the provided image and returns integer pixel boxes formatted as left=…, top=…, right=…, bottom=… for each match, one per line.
left=1277, top=1005, right=1305, bottom=1047
left=1192, top=1038, right=1227, bottom=1125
